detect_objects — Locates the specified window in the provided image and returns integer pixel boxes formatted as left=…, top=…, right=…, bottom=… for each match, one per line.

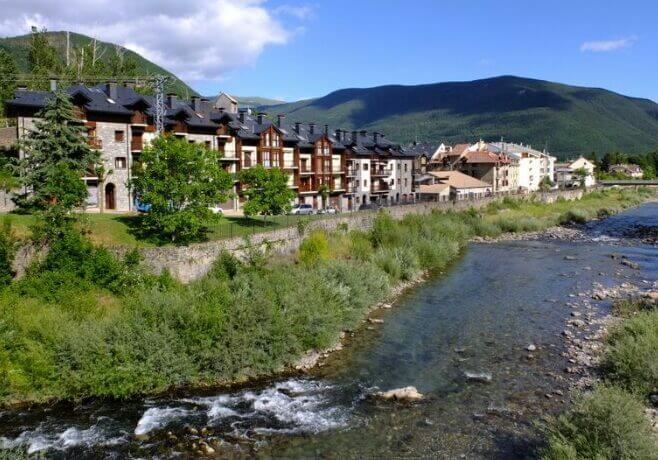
left=363, top=163, right=369, bottom=171
left=114, top=130, right=124, bottom=142
left=115, top=157, right=127, bottom=169
left=404, top=178, right=408, bottom=187
left=262, top=151, right=271, bottom=168
left=363, top=179, right=368, bottom=187
left=404, top=163, right=408, bottom=172
left=397, top=163, right=401, bottom=170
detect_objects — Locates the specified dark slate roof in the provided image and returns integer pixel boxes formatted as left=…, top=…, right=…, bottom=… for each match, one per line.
left=402, top=142, right=436, bottom=157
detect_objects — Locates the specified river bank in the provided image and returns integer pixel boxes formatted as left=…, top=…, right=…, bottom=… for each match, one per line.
left=0, top=188, right=654, bottom=412
left=0, top=197, right=656, bottom=458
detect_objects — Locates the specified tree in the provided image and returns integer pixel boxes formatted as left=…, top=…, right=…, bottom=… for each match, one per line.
left=14, top=90, right=99, bottom=238
left=538, top=175, right=554, bottom=192
left=574, top=167, right=590, bottom=188
left=0, top=49, right=18, bottom=116
left=318, top=183, right=330, bottom=209
left=130, top=136, right=233, bottom=243
left=27, top=28, right=62, bottom=89
left=238, top=165, right=295, bottom=216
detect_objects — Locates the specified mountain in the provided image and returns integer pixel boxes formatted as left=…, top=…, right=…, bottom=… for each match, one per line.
left=235, top=96, right=285, bottom=107
left=263, top=76, right=658, bottom=157
left=0, top=31, right=197, bottom=97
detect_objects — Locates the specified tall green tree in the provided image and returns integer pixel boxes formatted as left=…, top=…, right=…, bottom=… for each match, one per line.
left=239, top=165, right=295, bottom=216
left=130, top=136, right=233, bottom=243
left=27, top=28, right=62, bottom=89
left=15, top=90, right=99, bottom=238
left=0, top=49, right=18, bottom=116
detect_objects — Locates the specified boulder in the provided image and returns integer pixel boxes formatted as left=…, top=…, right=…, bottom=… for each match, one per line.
left=376, top=386, right=424, bottom=402
left=464, top=371, right=493, bottom=383
left=368, top=318, right=384, bottom=324
left=526, top=344, right=537, bottom=352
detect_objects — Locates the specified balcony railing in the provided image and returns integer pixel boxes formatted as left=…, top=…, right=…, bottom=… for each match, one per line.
left=371, top=183, right=390, bottom=193
left=283, top=161, right=297, bottom=168
left=371, top=168, right=389, bottom=177
left=332, top=167, right=343, bottom=174
left=130, top=138, right=143, bottom=151
left=298, top=183, right=315, bottom=192
left=346, top=168, right=358, bottom=176
left=87, top=137, right=102, bottom=149
left=300, top=167, right=313, bottom=174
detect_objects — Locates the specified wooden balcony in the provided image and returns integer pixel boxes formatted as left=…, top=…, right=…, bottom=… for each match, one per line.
left=87, top=137, right=102, bottom=149
left=131, top=112, right=148, bottom=125
left=283, top=161, right=297, bottom=169
left=298, top=182, right=316, bottom=193
left=130, top=137, right=143, bottom=151
left=300, top=167, right=314, bottom=175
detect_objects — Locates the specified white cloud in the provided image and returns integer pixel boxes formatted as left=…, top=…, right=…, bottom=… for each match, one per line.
left=274, top=4, right=315, bottom=20
left=580, top=36, right=638, bottom=52
left=0, top=0, right=307, bottom=81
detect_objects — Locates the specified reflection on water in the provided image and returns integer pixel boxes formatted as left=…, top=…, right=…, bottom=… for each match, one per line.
left=1, top=203, right=656, bottom=458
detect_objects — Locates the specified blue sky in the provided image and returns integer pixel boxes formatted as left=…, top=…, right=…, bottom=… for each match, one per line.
left=4, top=0, right=656, bottom=102
left=195, top=0, right=658, bottom=102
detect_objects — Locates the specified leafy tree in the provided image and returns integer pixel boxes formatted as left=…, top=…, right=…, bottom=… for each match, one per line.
left=14, top=90, right=99, bottom=238
left=318, top=183, right=330, bottom=209
left=574, top=167, right=590, bottom=188
left=238, top=165, right=295, bottom=216
left=0, top=49, right=18, bottom=116
left=130, top=135, right=233, bottom=243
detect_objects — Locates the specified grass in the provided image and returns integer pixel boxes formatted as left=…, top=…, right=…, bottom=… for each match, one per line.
left=0, top=188, right=653, bottom=407
left=1, top=212, right=330, bottom=247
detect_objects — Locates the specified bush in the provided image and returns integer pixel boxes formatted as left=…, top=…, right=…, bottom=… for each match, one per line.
left=370, top=211, right=401, bottom=248
left=0, top=218, right=17, bottom=287
left=559, top=209, right=588, bottom=225
left=541, top=386, right=657, bottom=460
left=603, top=310, right=658, bottom=397
left=299, top=230, right=330, bottom=265
left=612, top=298, right=656, bottom=317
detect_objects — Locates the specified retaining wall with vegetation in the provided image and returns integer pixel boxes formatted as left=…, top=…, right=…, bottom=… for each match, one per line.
left=121, top=189, right=584, bottom=283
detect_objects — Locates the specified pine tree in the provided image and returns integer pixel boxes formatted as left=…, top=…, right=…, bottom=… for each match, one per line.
left=15, top=90, right=99, bottom=238
left=0, top=49, right=18, bottom=116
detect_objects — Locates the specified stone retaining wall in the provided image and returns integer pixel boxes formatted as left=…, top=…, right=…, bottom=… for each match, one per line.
left=122, top=189, right=584, bottom=283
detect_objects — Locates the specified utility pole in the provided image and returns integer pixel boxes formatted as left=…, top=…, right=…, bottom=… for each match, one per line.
left=152, top=75, right=169, bottom=134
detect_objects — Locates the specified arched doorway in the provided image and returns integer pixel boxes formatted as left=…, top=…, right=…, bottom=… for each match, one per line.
left=105, top=183, right=116, bottom=210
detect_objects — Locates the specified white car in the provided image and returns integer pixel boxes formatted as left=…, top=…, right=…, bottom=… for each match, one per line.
left=290, top=204, right=314, bottom=215
left=209, top=206, right=224, bottom=214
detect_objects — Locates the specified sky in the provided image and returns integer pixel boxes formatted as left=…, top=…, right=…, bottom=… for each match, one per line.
left=1, top=0, right=657, bottom=102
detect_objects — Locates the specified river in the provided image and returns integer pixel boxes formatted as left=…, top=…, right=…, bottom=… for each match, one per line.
left=1, top=202, right=657, bottom=459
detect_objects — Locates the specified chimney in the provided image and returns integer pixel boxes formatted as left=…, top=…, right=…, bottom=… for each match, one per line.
left=192, top=96, right=201, bottom=112
left=257, top=112, right=266, bottom=124
left=373, top=132, right=380, bottom=144
left=238, top=108, right=247, bottom=123
left=334, top=129, right=342, bottom=142
left=167, top=93, right=177, bottom=107
left=352, top=131, right=358, bottom=142
left=277, top=114, right=285, bottom=128
left=106, top=81, right=117, bottom=100
left=309, top=122, right=316, bottom=134
left=324, top=124, right=329, bottom=135
left=295, top=122, right=302, bottom=134
left=49, top=79, right=57, bottom=91
left=360, top=130, right=367, bottom=137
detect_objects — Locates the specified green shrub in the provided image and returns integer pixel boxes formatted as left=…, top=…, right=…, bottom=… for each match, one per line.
left=603, top=310, right=658, bottom=396
left=0, top=218, right=17, bottom=287
left=299, top=230, right=330, bottom=265
left=540, top=386, right=657, bottom=460
left=370, top=211, right=401, bottom=248
left=348, top=230, right=373, bottom=262
left=559, top=209, right=588, bottom=225
left=612, top=298, right=656, bottom=317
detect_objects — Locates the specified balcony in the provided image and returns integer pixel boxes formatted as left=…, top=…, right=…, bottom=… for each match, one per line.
left=300, top=167, right=314, bottom=175
left=331, top=167, right=343, bottom=174
left=130, top=137, right=143, bottom=152
left=371, top=183, right=390, bottom=193
left=87, top=137, right=102, bottom=149
left=346, top=167, right=358, bottom=177
left=283, top=161, right=297, bottom=169
left=298, top=182, right=316, bottom=193
left=370, top=168, right=389, bottom=177
left=131, top=112, right=148, bottom=125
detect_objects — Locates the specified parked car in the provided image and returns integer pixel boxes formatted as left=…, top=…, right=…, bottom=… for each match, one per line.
left=290, top=204, right=315, bottom=215
left=319, top=206, right=339, bottom=214
left=358, top=203, right=382, bottom=211
left=209, top=205, right=224, bottom=214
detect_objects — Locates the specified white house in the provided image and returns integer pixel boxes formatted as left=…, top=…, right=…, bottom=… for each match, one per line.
left=490, top=142, right=556, bottom=191
left=555, top=157, right=596, bottom=188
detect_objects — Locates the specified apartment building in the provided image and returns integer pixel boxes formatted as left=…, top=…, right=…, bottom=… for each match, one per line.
left=5, top=82, right=413, bottom=213
left=489, top=142, right=556, bottom=191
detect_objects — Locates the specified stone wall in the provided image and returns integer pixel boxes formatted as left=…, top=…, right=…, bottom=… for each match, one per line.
left=123, top=189, right=584, bottom=283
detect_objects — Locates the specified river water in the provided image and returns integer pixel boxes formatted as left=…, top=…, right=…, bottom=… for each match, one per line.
left=1, top=203, right=657, bottom=459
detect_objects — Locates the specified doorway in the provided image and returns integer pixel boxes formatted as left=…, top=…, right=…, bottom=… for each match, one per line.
left=105, top=183, right=116, bottom=210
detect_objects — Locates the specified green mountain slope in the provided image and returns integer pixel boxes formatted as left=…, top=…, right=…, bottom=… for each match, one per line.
left=0, top=31, right=197, bottom=97
left=264, top=76, right=658, bottom=157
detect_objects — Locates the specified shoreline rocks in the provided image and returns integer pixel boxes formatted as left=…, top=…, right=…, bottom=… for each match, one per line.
left=375, top=386, right=424, bottom=402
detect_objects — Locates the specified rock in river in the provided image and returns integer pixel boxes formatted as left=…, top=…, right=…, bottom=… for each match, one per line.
left=464, top=371, right=493, bottom=383
left=376, top=386, right=424, bottom=402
